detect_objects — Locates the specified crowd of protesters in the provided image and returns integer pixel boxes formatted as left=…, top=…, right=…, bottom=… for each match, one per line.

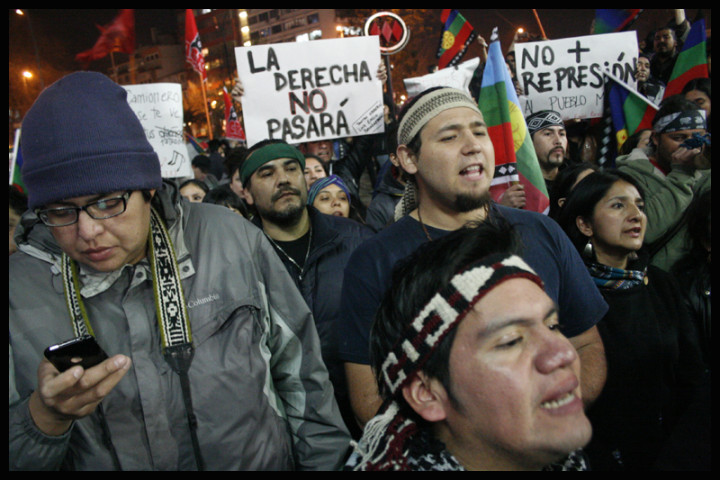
left=10, top=9, right=709, bottom=471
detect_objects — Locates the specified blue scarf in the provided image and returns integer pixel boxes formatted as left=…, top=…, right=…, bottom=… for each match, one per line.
left=587, top=262, right=646, bottom=290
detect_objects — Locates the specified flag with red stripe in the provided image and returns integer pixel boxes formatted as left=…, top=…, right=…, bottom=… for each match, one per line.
left=479, top=29, right=549, bottom=214
left=662, top=16, right=709, bottom=98
left=223, top=87, right=246, bottom=142
left=185, top=9, right=207, bottom=81
left=437, top=10, right=477, bottom=70
left=75, top=9, right=135, bottom=67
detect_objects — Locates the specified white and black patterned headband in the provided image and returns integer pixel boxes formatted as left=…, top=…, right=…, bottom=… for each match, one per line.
left=526, top=110, right=564, bottom=137
left=351, top=253, right=544, bottom=471
left=653, top=109, right=707, bottom=133
left=397, top=87, right=481, bottom=146
left=381, top=253, right=543, bottom=396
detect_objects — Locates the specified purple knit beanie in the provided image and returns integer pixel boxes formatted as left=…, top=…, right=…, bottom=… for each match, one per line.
left=21, top=72, right=162, bottom=209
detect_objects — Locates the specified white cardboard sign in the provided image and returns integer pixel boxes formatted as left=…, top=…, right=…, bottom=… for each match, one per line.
left=235, top=36, right=384, bottom=146
left=514, top=32, right=638, bottom=120
left=123, top=83, right=191, bottom=178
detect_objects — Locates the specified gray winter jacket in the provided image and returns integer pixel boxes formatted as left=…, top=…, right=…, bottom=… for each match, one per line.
left=9, top=182, right=350, bottom=470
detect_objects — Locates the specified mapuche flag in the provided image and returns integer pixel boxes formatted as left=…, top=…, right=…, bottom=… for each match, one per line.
left=75, top=9, right=135, bottom=67
left=662, top=16, right=709, bottom=99
left=437, top=10, right=477, bottom=70
left=592, top=9, right=643, bottom=34
left=185, top=9, right=207, bottom=81
left=607, top=75, right=655, bottom=152
left=478, top=28, right=549, bottom=214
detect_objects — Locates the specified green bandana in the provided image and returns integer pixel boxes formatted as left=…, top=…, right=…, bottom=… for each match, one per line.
left=240, top=143, right=306, bottom=184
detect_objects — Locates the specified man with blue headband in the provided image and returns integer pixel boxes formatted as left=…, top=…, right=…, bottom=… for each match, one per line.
left=616, top=94, right=711, bottom=271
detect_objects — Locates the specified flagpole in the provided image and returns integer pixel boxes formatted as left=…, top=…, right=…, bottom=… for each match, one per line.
left=110, top=51, right=118, bottom=83
left=199, top=72, right=213, bottom=140
left=532, top=10, right=547, bottom=39
left=603, top=69, right=659, bottom=111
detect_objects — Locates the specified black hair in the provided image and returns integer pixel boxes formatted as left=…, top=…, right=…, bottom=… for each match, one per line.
left=682, top=77, right=711, bottom=99
left=202, top=184, right=250, bottom=218
left=191, top=154, right=212, bottom=174
left=179, top=179, right=209, bottom=194
left=549, top=162, right=599, bottom=221
left=371, top=215, right=521, bottom=405
left=304, top=154, right=328, bottom=175
left=225, top=146, right=248, bottom=179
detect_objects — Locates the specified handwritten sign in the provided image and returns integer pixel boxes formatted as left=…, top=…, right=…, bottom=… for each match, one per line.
left=515, top=32, right=638, bottom=120
left=123, top=83, right=191, bottom=178
left=235, top=36, right=384, bottom=146
left=404, top=57, right=480, bottom=98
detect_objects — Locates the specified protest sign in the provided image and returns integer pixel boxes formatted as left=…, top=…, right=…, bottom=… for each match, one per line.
left=123, top=83, right=191, bottom=178
left=515, top=31, right=638, bottom=120
left=404, top=57, right=480, bottom=98
left=235, top=36, right=384, bottom=146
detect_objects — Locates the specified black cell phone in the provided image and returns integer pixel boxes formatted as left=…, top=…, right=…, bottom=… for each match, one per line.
left=44, top=335, right=109, bottom=372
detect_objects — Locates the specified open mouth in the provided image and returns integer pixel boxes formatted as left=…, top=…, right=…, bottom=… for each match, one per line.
left=624, top=227, right=643, bottom=237
left=460, top=164, right=484, bottom=180
left=540, top=391, right=576, bottom=410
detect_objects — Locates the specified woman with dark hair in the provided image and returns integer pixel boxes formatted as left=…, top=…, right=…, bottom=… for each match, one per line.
left=557, top=170, right=706, bottom=470
left=548, top=162, right=598, bottom=221
left=683, top=77, right=711, bottom=130
left=179, top=178, right=209, bottom=203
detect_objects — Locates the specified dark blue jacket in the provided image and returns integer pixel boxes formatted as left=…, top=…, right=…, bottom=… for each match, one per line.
left=255, top=207, right=374, bottom=436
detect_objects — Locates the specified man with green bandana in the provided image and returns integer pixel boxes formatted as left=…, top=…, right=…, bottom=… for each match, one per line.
left=616, top=94, right=710, bottom=271
left=241, top=139, right=374, bottom=439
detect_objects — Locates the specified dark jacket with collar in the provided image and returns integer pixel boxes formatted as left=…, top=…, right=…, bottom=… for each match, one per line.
left=254, top=207, right=373, bottom=429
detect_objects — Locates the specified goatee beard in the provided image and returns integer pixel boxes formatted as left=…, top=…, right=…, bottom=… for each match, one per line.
left=262, top=202, right=306, bottom=228
left=454, top=191, right=492, bottom=213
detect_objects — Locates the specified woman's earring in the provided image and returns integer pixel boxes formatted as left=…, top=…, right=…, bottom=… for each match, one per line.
left=582, top=239, right=594, bottom=260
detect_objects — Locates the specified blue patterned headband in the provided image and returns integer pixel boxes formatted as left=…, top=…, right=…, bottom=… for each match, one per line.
left=307, top=174, right=351, bottom=206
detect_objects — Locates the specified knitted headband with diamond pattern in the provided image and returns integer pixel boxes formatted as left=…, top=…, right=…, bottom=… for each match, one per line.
left=526, top=110, right=564, bottom=137
left=397, top=87, right=482, bottom=146
left=380, top=253, right=543, bottom=396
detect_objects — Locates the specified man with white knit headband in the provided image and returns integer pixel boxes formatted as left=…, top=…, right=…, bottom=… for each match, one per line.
left=337, top=87, right=608, bottom=431
left=345, top=221, right=593, bottom=470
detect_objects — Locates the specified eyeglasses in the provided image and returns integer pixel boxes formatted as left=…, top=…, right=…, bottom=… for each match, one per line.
left=36, top=191, right=132, bottom=227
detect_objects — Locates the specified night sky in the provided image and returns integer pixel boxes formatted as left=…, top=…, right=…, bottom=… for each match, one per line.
left=10, top=9, right=180, bottom=72
left=10, top=9, right=710, bottom=110
left=12, top=9, right=710, bottom=72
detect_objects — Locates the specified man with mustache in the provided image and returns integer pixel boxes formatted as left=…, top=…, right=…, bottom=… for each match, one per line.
left=526, top=110, right=568, bottom=194
left=241, top=140, right=374, bottom=439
